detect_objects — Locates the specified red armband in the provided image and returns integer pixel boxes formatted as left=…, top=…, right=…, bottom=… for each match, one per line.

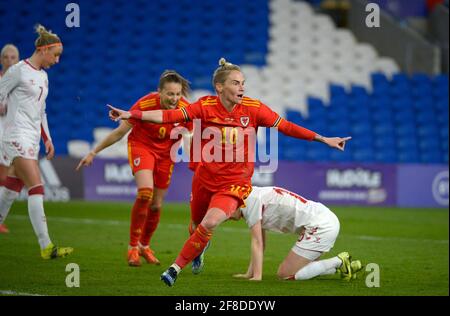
left=278, top=119, right=316, bottom=141
left=130, top=110, right=143, bottom=120
left=162, top=108, right=188, bottom=123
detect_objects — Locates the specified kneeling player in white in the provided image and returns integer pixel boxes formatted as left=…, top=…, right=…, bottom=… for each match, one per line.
left=231, top=186, right=362, bottom=281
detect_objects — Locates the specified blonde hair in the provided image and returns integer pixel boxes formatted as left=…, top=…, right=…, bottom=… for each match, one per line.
left=34, top=24, right=61, bottom=49
left=212, top=57, right=241, bottom=90
left=1, top=44, right=19, bottom=59
left=159, top=70, right=190, bottom=98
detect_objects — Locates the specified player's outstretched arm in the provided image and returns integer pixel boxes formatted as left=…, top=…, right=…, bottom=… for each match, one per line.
left=314, top=134, right=352, bottom=151
left=277, top=119, right=351, bottom=151
left=108, top=104, right=163, bottom=123
left=76, top=121, right=131, bottom=170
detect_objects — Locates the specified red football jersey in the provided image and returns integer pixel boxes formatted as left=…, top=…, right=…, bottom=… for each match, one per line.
left=127, top=92, right=191, bottom=159
left=181, top=95, right=282, bottom=189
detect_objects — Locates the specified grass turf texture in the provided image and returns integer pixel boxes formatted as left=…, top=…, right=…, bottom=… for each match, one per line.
left=0, top=201, right=448, bottom=296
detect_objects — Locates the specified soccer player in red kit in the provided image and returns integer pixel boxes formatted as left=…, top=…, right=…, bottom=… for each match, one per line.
left=108, top=58, right=351, bottom=286
left=77, top=70, right=191, bottom=266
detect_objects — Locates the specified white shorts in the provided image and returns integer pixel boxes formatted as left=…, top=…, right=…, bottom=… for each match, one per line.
left=0, top=138, right=39, bottom=166
left=292, top=205, right=340, bottom=260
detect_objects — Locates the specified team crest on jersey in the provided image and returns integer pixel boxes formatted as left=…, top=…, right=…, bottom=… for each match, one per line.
left=134, top=157, right=141, bottom=167
left=240, top=116, right=250, bottom=127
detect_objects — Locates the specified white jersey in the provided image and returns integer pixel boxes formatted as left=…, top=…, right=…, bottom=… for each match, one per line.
left=241, top=186, right=333, bottom=234
left=0, top=71, right=5, bottom=141
left=0, top=60, right=51, bottom=146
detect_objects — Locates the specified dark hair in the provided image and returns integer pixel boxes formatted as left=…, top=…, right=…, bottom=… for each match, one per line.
left=159, top=70, right=190, bottom=97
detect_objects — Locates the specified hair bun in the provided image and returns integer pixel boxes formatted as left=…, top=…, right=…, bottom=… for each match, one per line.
left=35, top=24, right=46, bottom=35
left=219, top=57, right=227, bottom=67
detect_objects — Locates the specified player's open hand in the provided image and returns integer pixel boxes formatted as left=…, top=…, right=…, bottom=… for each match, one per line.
left=324, top=136, right=351, bottom=151
left=232, top=273, right=252, bottom=279
left=249, top=277, right=262, bottom=281
left=44, top=140, right=55, bottom=160
left=76, top=152, right=95, bottom=171
left=107, top=104, right=131, bottom=122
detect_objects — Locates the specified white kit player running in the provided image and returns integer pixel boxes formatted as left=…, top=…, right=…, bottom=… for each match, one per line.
left=230, top=186, right=363, bottom=281
left=0, top=24, right=72, bottom=259
left=0, top=44, right=20, bottom=234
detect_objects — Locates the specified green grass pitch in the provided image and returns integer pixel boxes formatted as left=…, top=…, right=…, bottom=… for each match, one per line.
left=0, top=201, right=448, bottom=296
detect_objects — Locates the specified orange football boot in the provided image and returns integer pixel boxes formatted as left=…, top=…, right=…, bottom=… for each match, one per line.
left=127, top=248, right=141, bottom=267
left=139, top=247, right=160, bottom=265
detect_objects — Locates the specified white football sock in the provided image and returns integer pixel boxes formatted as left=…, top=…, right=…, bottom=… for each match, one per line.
left=28, top=194, right=52, bottom=249
left=171, top=263, right=181, bottom=273
left=0, top=186, right=19, bottom=224
left=294, top=257, right=341, bottom=280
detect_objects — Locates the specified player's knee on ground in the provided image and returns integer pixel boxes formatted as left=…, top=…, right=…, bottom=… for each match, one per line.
left=276, top=263, right=293, bottom=280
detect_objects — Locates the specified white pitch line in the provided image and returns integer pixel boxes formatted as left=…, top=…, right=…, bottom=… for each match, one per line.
left=356, top=235, right=449, bottom=244
left=0, top=290, right=45, bottom=296
left=8, top=215, right=449, bottom=244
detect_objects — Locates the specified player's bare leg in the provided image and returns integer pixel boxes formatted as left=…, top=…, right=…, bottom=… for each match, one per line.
left=13, top=158, right=72, bottom=259
left=0, top=166, right=19, bottom=234
left=161, top=207, right=229, bottom=286
left=278, top=250, right=361, bottom=281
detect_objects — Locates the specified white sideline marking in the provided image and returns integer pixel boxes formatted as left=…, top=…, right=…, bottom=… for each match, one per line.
left=8, top=215, right=449, bottom=244
left=0, top=290, right=45, bottom=296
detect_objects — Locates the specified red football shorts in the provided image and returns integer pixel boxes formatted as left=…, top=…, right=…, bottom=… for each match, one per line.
left=190, top=175, right=252, bottom=225
left=128, top=142, right=174, bottom=189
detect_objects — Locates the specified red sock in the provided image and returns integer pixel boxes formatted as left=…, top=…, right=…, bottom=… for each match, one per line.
left=139, top=206, right=161, bottom=247
left=4, top=176, right=24, bottom=192
left=129, top=188, right=153, bottom=247
left=175, top=224, right=212, bottom=269
left=188, top=220, right=195, bottom=235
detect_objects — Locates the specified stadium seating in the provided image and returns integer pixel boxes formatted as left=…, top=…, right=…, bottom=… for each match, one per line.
left=293, top=72, right=449, bottom=164
left=1, top=0, right=447, bottom=164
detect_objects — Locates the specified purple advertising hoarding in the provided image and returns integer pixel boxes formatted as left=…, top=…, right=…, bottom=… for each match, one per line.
left=83, top=158, right=192, bottom=202
left=274, top=162, right=397, bottom=206
left=397, top=164, right=449, bottom=208
left=83, top=159, right=447, bottom=208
